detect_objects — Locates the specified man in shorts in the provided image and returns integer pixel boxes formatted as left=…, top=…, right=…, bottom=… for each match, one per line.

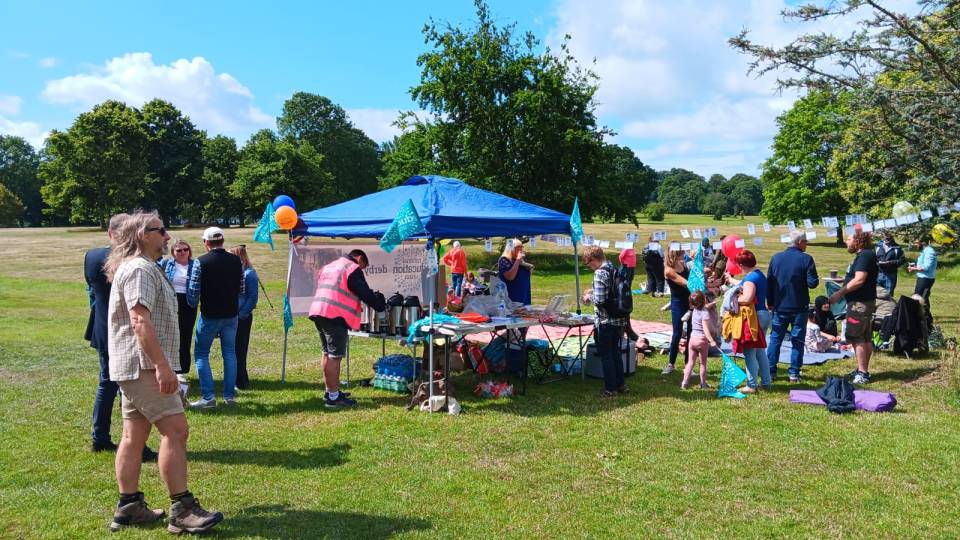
left=308, top=249, right=385, bottom=407
left=829, top=230, right=879, bottom=385
left=106, top=211, right=223, bottom=533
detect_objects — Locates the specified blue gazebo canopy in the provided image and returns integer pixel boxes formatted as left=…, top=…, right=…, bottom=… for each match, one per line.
left=296, top=175, right=572, bottom=239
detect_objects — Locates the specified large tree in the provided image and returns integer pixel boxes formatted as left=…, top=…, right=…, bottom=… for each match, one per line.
left=656, top=168, right=706, bottom=214
left=277, top=92, right=380, bottom=203
left=379, top=115, right=446, bottom=189
left=0, top=183, right=24, bottom=226
left=140, top=99, right=204, bottom=225
left=757, top=90, right=850, bottom=224
left=201, top=135, right=241, bottom=224
left=0, top=135, right=42, bottom=226
left=39, top=101, right=148, bottom=226
left=232, top=129, right=331, bottom=220
left=402, top=0, right=612, bottom=218
left=731, top=0, right=960, bottom=214
left=727, top=173, right=763, bottom=215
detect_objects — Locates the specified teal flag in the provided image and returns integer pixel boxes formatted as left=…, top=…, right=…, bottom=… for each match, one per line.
left=283, top=294, right=293, bottom=333
left=717, top=354, right=748, bottom=399
left=253, top=202, right=278, bottom=250
left=570, top=197, right=583, bottom=245
left=379, top=199, right=424, bottom=253
left=687, top=245, right=706, bottom=293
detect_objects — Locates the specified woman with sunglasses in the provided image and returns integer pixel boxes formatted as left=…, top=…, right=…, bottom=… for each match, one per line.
left=160, top=239, right=201, bottom=377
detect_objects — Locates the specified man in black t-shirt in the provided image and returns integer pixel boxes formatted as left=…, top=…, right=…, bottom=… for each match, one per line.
left=828, top=231, right=879, bottom=384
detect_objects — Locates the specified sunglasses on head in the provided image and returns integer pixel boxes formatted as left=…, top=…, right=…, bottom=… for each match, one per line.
left=146, top=226, right=167, bottom=235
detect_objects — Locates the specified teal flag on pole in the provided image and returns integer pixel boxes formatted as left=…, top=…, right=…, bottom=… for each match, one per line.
left=253, top=202, right=278, bottom=250
left=717, top=354, right=747, bottom=399
left=283, top=294, right=293, bottom=332
left=379, top=199, right=425, bottom=253
left=687, top=245, right=706, bottom=293
left=570, top=197, right=583, bottom=245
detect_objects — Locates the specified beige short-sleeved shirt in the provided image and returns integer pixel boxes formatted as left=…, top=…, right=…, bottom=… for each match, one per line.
left=108, top=256, right=180, bottom=381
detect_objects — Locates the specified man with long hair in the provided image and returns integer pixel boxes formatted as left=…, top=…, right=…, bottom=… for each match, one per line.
left=829, top=231, right=879, bottom=385
left=104, top=211, right=223, bottom=533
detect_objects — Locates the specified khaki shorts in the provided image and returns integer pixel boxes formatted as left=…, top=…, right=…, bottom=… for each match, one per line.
left=118, top=369, right=185, bottom=423
left=845, top=300, right=876, bottom=344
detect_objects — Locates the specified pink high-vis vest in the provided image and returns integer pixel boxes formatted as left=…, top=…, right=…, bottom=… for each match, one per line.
left=309, top=257, right=362, bottom=329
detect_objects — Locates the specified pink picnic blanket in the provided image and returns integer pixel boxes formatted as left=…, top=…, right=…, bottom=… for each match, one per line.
left=789, top=389, right=897, bottom=412
left=464, top=320, right=672, bottom=344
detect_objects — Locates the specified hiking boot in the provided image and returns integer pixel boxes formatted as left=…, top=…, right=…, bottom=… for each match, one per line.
left=168, top=495, right=223, bottom=535
left=189, top=398, right=216, bottom=410
left=325, top=393, right=357, bottom=408
left=852, top=372, right=871, bottom=385
left=661, top=364, right=675, bottom=375
left=109, top=493, right=165, bottom=532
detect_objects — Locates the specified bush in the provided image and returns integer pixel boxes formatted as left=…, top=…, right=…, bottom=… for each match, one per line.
left=644, top=202, right=666, bottom=221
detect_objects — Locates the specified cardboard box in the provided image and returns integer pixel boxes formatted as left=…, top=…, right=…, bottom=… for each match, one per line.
left=584, top=340, right=636, bottom=379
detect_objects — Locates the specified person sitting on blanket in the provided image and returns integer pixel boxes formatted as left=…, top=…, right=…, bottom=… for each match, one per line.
left=814, top=295, right=839, bottom=337
left=805, top=309, right=843, bottom=353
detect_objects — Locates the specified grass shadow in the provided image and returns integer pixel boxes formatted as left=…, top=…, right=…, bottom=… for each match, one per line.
left=189, top=443, right=350, bottom=470
left=217, top=504, right=430, bottom=539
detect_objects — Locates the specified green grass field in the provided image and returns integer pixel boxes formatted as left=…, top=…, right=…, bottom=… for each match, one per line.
left=1, top=217, right=958, bottom=539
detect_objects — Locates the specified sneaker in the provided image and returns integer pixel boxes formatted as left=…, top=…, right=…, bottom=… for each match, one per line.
left=852, top=372, right=871, bottom=385
left=660, top=302, right=671, bottom=311
left=788, top=376, right=803, bottom=384
left=189, top=398, right=216, bottom=410
left=846, top=369, right=861, bottom=380
left=661, top=364, right=675, bottom=375
left=223, top=398, right=237, bottom=407
left=738, top=386, right=756, bottom=394
left=680, top=382, right=690, bottom=390
left=325, top=390, right=352, bottom=400
left=167, top=495, right=223, bottom=535
left=176, top=374, right=188, bottom=383
left=91, top=441, right=119, bottom=453
left=142, top=446, right=158, bottom=462
left=699, top=382, right=712, bottom=389
left=324, top=393, right=358, bottom=408
left=109, top=493, right=165, bottom=531
left=599, top=389, right=617, bottom=398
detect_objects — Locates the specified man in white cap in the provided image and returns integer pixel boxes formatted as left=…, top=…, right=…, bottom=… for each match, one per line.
left=190, top=227, right=244, bottom=409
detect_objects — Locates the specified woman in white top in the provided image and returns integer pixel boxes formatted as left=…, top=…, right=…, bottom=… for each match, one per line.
left=161, top=239, right=201, bottom=376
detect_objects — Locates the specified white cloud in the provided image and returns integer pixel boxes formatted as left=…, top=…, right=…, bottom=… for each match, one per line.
left=39, top=56, right=59, bottom=68
left=41, top=52, right=273, bottom=138
left=0, top=95, right=23, bottom=116
left=0, top=116, right=48, bottom=148
left=546, top=0, right=924, bottom=177
left=345, top=108, right=403, bottom=143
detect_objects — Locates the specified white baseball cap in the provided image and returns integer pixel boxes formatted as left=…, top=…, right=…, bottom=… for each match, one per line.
left=201, top=226, right=225, bottom=241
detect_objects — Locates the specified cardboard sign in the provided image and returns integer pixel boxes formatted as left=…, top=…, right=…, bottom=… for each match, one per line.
left=680, top=243, right=691, bottom=251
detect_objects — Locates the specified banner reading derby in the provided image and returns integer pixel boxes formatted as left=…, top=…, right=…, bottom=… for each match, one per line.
left=287, top=242, right=428, bottom=315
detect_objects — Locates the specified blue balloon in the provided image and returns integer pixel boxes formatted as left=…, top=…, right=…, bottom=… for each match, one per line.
left=273, top=195, right=296, bottom=211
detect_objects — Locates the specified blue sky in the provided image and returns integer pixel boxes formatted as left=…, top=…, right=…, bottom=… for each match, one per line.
left=0, top=0, right=920, bottom=177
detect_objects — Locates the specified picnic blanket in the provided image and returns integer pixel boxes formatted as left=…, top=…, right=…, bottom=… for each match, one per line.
left=721, top=340, right=854, bottom=365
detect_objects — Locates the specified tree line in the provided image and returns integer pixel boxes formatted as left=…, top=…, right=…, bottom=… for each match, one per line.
left=2, top=1, right=765, bottom=228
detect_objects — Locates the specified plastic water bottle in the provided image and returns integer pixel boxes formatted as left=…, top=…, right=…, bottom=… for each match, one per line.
left=497, top=300, right=507, bottom=318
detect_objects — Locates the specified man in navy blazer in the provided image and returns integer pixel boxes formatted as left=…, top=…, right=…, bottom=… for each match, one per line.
left=84, top=213, right=156, bottom=461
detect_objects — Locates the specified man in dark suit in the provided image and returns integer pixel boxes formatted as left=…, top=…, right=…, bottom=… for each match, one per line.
left=190, top=227, right=244, bottom=409
left=84, top=213, right=157, bottom=460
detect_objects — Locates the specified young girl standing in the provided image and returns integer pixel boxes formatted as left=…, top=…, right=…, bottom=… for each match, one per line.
left=682, top=291, right=716, bottom=389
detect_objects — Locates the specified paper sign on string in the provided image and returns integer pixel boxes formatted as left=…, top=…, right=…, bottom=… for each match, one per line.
left=615, top=241, right=634, bottom=249
left=598, top=240, right=610, bottom=248
left=884, top=218, right=897, bottom=228
left=529, top=237, right=537, bottom=248
left=843, top=225, right=855, bottom=237
left=802, top=219, right=813, bottom=229
left=692, top=229, right=702, bottom=239
left=763, top=223, right=771, bottom=232
left=873, top=220, right=885, bottom=231
left=654, top=231, right=668, bottom=241
left=712, top=241, right=722, bottom=250
left=780, top=234, right=791, bottom=243
left=906, top=214, right=919, bottom=224
left=920, top=210, right=933, bottom=221
left=647, top=242, right=659, bottom=251
left=753, top=237, right=763, bottom=246
left=861, top=223, right=873, bottom=233
left=787, top=220, right=796, bottom=231
left=938, top=207, right=950, bottom=216
left=680, top=243, right=691, bottom=251
left=826, top=229, right=838, bottom=237
left=669, top=242, right=681, bottom=251
left=680, top=229, right=690, bottom=239
left=954, top=201, right=960, bottom=210
left=734, top=239, right=745, bottom=249
left=625, top=232, right=639, bottom=242
left=747, top=224, right=756, bottom=235
left=806, top=230, right=818, bottom=240
left=483, top=239, right=493, bottom=252
left=894, top=215, right=909, bottom=226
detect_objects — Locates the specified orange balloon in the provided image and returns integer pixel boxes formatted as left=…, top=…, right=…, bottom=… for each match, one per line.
left=275, top=205, right=298, bottom=230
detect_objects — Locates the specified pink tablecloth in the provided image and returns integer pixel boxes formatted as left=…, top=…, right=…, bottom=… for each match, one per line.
left=464, top=319, right=672, bottom=344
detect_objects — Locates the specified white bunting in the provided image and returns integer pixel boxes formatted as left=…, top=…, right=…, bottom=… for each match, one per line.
left=861, top=223, right=873, bottom=233
left=780, top=234, right=791, bottom=243
left=680, top=243, right=691, bottom=251
left=884, top=218, right=897, bottom=228
left=753, top=237, right=763, bottom=246
left=920, top=209, right=933, bottom=221
left=826, top=229, right=838, bottom=237
left=712, top=241, right=722, bottom=250
left=803, top=219, right=813, bottom=229
left=734, top=239, right=745, bottom=249
left=787, top=220, right=796, bottom=231
left=598, top=240, right=610, bottom=248
left=669, top=242, right=681, bottom=251
left=483, top=239, right=493, bottom=252
left=747, top=224, right=756, bottom=235
left=806, top=230, right=818, bottom=240
left=680, top=229, right=690, bottom=239
left=763, top=223, right=771, bottom=232
left=938, top=206, right=950, bottom=217
left=529, top=237, right=537, bottom=248
left=692, top=229, right=702, bottom=239
left=873, top=220, right=885, bottom=231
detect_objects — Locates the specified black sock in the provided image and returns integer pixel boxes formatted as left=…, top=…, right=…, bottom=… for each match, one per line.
left=170, top=490, right=192, bottom=504
left=119, top=492, right=141, bottom=505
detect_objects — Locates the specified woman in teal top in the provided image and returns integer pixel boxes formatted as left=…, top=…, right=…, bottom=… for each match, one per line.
left=908, top=235, right=937, bottom=300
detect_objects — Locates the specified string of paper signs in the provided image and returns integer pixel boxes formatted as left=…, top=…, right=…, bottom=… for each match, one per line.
left=473, top=200, right=960, bottom=253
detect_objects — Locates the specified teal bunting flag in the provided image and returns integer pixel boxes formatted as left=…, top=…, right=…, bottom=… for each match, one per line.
left=687, top=245, right=706, bottom=293
left=379, top=199, right=425, bottom=253
left=283, top=293, right=293, bottom=333
left=570, top=197, right=583, bottom=245
left=717, top=354, right=748, bottom=399
left=253, top=202, right=278, bottom=250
